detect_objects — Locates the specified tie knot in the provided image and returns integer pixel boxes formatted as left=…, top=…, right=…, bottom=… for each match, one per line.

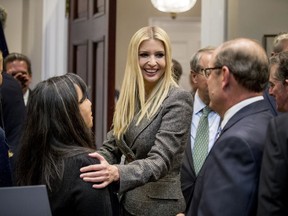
left=202, top=106, right=211, bottom=117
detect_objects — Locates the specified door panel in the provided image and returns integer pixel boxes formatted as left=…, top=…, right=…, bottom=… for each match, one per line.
left=68, top=0, right=116, bottom=148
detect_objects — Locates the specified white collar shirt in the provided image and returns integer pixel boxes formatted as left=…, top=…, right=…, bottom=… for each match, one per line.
left=191, top=91, right=221, bottom=153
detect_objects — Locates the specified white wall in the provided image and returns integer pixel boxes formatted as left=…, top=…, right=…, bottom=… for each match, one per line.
left=0, top=0, right=23, bottom=53
left=227, top=0, right=288, bottom=42
left=22, top=0, right=44, bottom=89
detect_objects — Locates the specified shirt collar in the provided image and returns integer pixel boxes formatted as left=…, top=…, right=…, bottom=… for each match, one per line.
left=194, top=90, right=206, bottom=115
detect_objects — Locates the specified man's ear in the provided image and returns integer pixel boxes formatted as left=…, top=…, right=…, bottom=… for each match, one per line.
left=190, top=71, right=199, bottom=91
left=284, top=79, right=288, bottom=88
left=221, top=66, right=230, bottom=88
left=190, top=71, right=198, bottom=84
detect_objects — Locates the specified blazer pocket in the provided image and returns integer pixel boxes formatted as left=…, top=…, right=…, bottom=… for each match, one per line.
left=147, top=179, right=183, bottom=200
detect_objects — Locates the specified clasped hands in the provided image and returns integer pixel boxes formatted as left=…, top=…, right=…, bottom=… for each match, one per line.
left=80, top=152, right=119, bottom=188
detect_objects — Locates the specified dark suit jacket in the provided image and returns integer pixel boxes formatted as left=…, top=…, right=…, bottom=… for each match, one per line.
left=181, top=135, right=196, bottom=212
left=0, top=72, right=26, bottom=154
left=181, top=94, right=221, bottom=214
left=99, top=86, right=193, bottom=216
left=263, top=86, right=278, bottom=116
left=181, top=93, right=195, bottom=210
left=50, top=153, right=119, bottom=216
left=0, top=22, right=9, bottom=58
left=188, top=100, right=273, bottom=216
left=0, top=127, right=12, bottom=186
left=257, top=114, right=288, bottom=216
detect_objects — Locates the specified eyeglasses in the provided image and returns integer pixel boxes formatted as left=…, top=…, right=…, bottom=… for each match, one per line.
left=190, top=68, right=205, bottom=76
left=199, top=68, right=205, bottom=75
left=203, top=67, right=222, bottom=78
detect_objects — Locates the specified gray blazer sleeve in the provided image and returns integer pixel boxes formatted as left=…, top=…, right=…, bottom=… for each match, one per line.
left=98, top=130, right=122, bottom=165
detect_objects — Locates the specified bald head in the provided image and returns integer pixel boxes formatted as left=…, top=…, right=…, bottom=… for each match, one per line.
left=213, top=38, right=269, bottom=92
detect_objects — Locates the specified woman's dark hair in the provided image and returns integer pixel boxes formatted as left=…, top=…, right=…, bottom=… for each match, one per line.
left=15, top=73, right=95, bottom=190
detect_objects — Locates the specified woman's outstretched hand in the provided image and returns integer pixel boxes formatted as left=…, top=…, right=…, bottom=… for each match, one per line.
left=80, top=152, right=119, bottom=189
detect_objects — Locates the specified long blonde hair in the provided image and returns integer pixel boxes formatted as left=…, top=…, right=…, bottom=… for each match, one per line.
left=113, top=26, right=177, bottom=139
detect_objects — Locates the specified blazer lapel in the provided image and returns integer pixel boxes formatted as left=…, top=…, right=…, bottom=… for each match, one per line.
left=127, top=104, right=163, bottom=148
left=185, top=135, right=196, bottom=175
left=126, top=87, right=175, bottom=148
left=220, top=100, right=269, bottom=136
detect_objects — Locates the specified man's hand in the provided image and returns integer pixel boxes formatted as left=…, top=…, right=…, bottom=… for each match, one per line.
left=12, top=72, right=30, bottom=89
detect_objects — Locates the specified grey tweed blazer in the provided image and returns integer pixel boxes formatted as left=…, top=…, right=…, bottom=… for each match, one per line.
left=99, top=86, right=193, bottom=216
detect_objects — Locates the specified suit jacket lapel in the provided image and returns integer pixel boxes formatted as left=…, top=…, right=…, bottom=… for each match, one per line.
left=203, top=100, right=270, bottom=163
left=127, top=103, right=163, bottom=148
left=185, top=135, right=196, bottom=175
left=186, top=91, right=196, bottom=173
left=126, top=87, right=176, bottom=148
left=220, top=100, right=269, bottom=136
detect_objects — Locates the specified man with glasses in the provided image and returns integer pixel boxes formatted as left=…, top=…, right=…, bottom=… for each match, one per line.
left=180, top=47, right=221, bottom=215
left=262, top=32, right=288, bottom=116
left=267, top=51, right=288, bottom=112
left=257, top=51, right=288, bottom=216
left=188, top=38, right=274, bottom=215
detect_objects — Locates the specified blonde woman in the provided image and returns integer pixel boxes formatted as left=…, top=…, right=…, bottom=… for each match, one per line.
left=80, top=26, right=193, bottom=216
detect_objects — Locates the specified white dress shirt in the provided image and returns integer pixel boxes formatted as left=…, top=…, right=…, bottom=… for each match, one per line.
left=191, top=91, right=221, bottom=153
left=23, top=89, right=30, bottom=106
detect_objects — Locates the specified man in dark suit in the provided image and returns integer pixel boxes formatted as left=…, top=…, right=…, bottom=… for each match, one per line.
left=0, top=18, right=26, bottom=177
left=267, top=51, right=288, bottom=112
left=181, top=47, right=220, bottom=214
left=1, top=72, right=26, bottom=154
left=257, top=114, right=288, bottom=216
left=263, top=32, right=288, bottom=116
left=257, top=51, right=288, bottom=216
left=188, top=38, right=273, bottom=216
left=0, top=50, right=12, bottom=186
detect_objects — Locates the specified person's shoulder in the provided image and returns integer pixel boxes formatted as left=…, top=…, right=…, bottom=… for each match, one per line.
left=270, top=113, right=288, bottom=134
left=66, top=152, right=100, bottom=169
left=168, top=86, right=193, bottom=102
left=1, top=72, right=23, bottom=94
left=274, top=112, right=288, bottom=123
left=2, top=72, right=20, bottom=86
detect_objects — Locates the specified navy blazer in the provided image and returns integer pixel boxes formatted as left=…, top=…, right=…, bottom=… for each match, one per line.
left=0, top=127, right=12, bottom=186
left=181, top=130, right=196, bottom=212
left=263, top=87, right=279, bottom=116
left=0, top=72, right=26, bottom=154
left=257, top=114, right=288, bottom=216
left=188, top=100, right=273, bottom=216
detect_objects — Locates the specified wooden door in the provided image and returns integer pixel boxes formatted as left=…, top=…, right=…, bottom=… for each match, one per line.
left=68, top=0, right=116, bottom=148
